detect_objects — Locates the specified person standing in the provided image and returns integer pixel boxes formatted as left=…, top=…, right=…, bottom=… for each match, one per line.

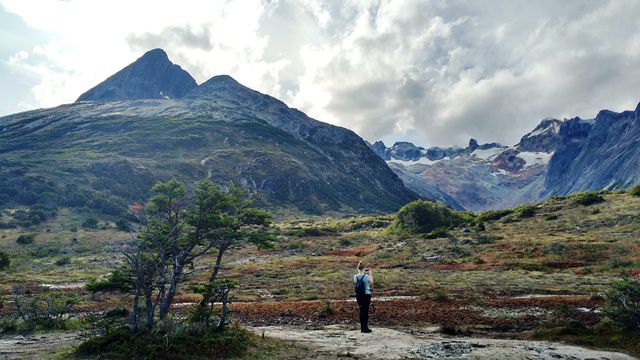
left=354, top=261, right=374, bottom=333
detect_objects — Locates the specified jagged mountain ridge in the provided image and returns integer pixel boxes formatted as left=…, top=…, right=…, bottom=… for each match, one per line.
left=370, top=107, right=640, bottom=211
left=545, top=105, right=640, bottom=195
left=0, top=49, right=420, bottom=217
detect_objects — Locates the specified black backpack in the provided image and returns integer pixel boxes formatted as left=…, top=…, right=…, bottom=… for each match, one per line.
left=354, top=274, right=366, bottom=296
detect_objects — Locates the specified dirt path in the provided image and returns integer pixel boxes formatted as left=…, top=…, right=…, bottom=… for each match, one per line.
left=253, top=325, right=636, bottom=360
left=0, top=331, right=84, bottom=360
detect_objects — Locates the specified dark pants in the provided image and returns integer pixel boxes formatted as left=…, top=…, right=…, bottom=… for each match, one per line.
left=356, top=294, right=371, bottom=331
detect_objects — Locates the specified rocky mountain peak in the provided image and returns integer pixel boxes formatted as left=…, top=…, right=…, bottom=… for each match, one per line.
left=183, top=74, right=246, bottom=100
left=76, top=48, right=197, bottom=102
left=370, top=141, right=391, bottom=160
left=516, top=118, right=562, bottom=153
left=388, top=142, right=424, bottom=161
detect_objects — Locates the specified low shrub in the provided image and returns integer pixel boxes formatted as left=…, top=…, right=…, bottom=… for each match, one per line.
left=515, top=204, right=536, bottom=218
left=76, top=323, right=253, bottom=359
left=86, top=268, right=135, bottom=293
left=440, top=322, right=471, bottom=336
left=476, top=234, right=503, bottom=244
left=603, top=278, right=640, bottom=331
left=475, top=209, right=513, bottom=223
left=16, top=233, right=36, bottom=245
left=0, top=251, right=10, bottom=270
left=0, top=318, right=18, bottom=334
left=544, top=242, right=567, bottom=256
left=82, top=217, right=99, bottom=229
left=544, top=214, right=559, bottom=221
left=30, top=245, right=63, bottom=258
left=424, top=280, right=450, bottom=302
left=55, top=255, right=71, bottom=266
left=573, top=192, right=604, bottom=206
left=105, top=307, right=130, bottom=319
left=281, top=224, right=336, bottom=237
left=334, top=215, right=393, bottom=232
left=9, top=287, right=81, bottom=333
left=629, top=185, right=640, bottom=197
left=316, top=301, right=334, bottom=319
left=115, top=218, right=131, bottom=232
left=425, top=228, right=451, bottom=239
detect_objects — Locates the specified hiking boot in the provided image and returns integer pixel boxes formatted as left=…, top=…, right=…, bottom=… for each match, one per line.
left=361, top=328, right=372, bottom=333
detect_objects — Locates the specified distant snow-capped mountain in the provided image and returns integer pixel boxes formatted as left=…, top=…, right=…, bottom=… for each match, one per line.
left=371, top=108, right=640, bottom=211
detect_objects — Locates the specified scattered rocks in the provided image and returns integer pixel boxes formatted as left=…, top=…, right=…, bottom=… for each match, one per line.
left=255, top=325, right=635, bottom=360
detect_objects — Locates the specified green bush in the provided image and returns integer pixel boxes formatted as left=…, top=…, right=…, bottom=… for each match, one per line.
left=475, top=209, right=513, bottom=223
left=82, top=217, right=99, bottom=229
left=603, top=279, right=640, bottom=331
left=9, top=288, right=80, bottom=333
left=388, top=200, right=465, bottom=234
left=105, top=307, right=130, bottom=319
left=115, top=218, right=131, bottom=232
left=30, top=245, right=62, bottom=258
left=16, top=233, right=36, bottom=245
left=0, top=251, right=10, bottom=270
left=544, top=242, right=567, bottom=256
left=515, top=204, right=537, bottom=218
left=0, top=318, right=18, bottom=334
left=629, top=185, right=640, bottom=197
left=476, top=234, right=503, bottom=244
left=76, top=324, right=252, bottom=359
left=573, top=192, right=605, bottom=206
left=425, top=228, right=451, bottom=239
left=55, top=255, right=71, bottom=266
left=86, top=268, right=134, bottom=293
left=333, top=216, right=392, bottom=232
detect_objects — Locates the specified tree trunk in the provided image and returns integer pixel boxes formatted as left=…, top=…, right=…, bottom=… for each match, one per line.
left=216, top=287, right=230, bottom=330
left=159, top=263, right=185, bottom=320
left=199, top=248, right=225, bottom=308
left=145, top=289, right=155, bottom=330
left=130, top=288, right=141, bottom=331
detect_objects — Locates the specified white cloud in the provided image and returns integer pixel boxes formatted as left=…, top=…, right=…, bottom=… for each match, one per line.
left=3, top=0, right=640, bottom=148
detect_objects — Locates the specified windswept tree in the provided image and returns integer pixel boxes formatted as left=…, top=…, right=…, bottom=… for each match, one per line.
left=190, top=182, right=275, bottom=328
left=120, top=179, right=275, bottom=332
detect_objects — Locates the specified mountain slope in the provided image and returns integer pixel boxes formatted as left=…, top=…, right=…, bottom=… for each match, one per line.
left=0, top=50, right=419, bottom=218
left=545, top=105, right=640, bottom=195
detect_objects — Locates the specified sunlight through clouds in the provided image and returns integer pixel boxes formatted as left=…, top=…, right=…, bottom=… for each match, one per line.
left=2, top=0, right=640, bottom=147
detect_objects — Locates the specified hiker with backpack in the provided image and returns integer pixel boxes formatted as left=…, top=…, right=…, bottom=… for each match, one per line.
left=354, top=261, right=374, bottom=333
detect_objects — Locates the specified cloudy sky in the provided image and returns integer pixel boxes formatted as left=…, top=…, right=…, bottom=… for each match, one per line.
left=2, top=0, right=640, bottom=147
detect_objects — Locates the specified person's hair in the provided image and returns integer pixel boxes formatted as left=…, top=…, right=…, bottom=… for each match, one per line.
left=357, top=261, right=365, bottom=271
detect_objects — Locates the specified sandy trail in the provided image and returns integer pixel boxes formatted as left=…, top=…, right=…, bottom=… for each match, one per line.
left=254, top=324, right=636, bottom=360
left=0, top=331, right=83, bottom=360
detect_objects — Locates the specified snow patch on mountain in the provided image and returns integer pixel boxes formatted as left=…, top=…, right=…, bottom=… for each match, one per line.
left=472, top=147, right=504, bottom=160
left=517, top=151, right=553, bottom=167
left=388, top=157, right=445, bottom=166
